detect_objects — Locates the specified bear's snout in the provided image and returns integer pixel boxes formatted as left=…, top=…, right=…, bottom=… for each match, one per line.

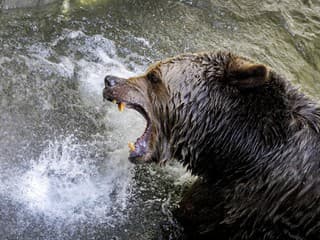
left=104, top=75, right=123, bottom=88
left=103, top=75, right=130, bottom=102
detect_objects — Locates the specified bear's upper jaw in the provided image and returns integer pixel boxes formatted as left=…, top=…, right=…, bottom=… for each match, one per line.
left=103, top=88, right=152, bottom=163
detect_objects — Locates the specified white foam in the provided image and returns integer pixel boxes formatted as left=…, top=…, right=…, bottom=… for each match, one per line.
left=13, top=136, right=132, bottom=223
left=4, top=32, right=147, bottom=223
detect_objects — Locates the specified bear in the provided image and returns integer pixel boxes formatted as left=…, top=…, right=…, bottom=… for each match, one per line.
left=103, top=51, right=320, bottom=239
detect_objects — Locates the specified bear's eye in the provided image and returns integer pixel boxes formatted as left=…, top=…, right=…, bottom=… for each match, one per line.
left=147, top=72, right=160, bottom=84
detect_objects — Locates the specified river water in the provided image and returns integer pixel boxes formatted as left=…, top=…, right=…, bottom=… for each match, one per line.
left=0, top=0, right=319, bottom=239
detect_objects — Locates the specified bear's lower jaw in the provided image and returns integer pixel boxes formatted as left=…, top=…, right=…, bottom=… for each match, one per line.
left=128, top=123, right=152, bottom=163
left=125, top=103, right=152, bottom=163
left=103, top=89, right=153, bottom=163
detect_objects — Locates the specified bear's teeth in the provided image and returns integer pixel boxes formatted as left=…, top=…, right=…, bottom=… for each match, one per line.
left=128, top=142, right=135, bottom=151
left=112, top=99, right=117, bottom=104
left=118, top=102, right=125, bottom=112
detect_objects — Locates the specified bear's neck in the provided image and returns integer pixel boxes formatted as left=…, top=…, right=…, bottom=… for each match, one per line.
left=168, top=101, right=271, bottom=179
left=167, top=80, right=320, bottom=180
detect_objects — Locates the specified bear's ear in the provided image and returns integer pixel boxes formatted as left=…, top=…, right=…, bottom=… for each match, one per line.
left=227, top=57, right=269, bottom=89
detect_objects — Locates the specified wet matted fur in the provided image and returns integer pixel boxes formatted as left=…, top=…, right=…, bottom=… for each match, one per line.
left=103, top=52, right=320, bottom=239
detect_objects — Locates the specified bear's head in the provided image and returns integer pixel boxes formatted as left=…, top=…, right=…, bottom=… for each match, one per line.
left=103, top=52, right=288, bottom=177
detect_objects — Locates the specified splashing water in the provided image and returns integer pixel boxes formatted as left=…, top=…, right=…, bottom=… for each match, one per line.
left=20, top=136, right=131, bottom=221
left=4, top=136, right=132, bottom=224
left=0, top=26, right=151, bottom=239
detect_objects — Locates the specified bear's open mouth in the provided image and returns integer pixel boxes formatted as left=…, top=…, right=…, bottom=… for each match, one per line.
left=105, top=97, right=151, bottom=162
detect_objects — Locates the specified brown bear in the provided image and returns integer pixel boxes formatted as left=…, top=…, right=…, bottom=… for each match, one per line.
left=103, top=52, right=320, bottom=239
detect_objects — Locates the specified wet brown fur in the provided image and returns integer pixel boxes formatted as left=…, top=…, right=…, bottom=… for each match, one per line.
left=103, top=51, right=320, bottom=239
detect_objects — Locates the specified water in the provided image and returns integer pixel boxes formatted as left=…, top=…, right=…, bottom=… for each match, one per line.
left=0, top=0, right=319, bottom=239
left=0, top=0, right=58, bottom=9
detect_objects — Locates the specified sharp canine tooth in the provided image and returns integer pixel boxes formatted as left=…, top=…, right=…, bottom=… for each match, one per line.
left=128, top=142, right=135, bottom=151
left=112, top=100, right=117, bottom=104
left=118, top=102, right=125, bottom=112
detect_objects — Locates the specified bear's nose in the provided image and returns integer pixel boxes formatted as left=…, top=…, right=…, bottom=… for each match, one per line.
left=104, top=75, right=119, bottom=87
